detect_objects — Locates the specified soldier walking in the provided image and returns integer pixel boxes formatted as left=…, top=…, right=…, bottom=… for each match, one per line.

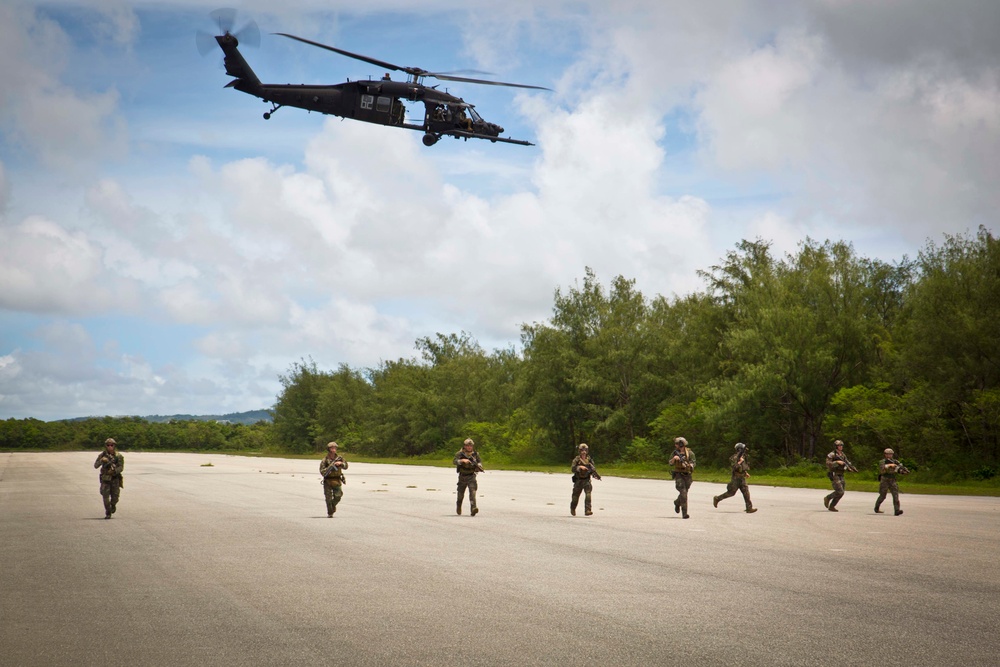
left=713, top=442, right=757, bottom=513
left=454, top=438, right=483, bottom=516
left=94, top=438, right=124, bottom=519
left=320, top=442, right=348, bottom=517
left=824, top=439, right=856, bottom=512
left=570, top=443, right=599, bottom=516
left=875, top=448, right=909, bottom=516
left=670, top=437, right=696, bottom=519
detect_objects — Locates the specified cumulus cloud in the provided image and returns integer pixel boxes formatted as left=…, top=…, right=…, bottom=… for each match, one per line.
left=0, top=4, right=130, bottom=172
left=0, top=216, right=140, bottom=314
left=691, top=1, right=1000, bottom=239
left=2, top=0, right=997, bottom=419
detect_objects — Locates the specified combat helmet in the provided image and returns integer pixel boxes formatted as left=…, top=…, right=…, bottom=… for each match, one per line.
left=734, top=442, right=747, bottom=453
left=884, top=448, right=894, bottom=457
left=578, top=443, right=589, bottom=451
left=674, top=437, right=688, bottom=447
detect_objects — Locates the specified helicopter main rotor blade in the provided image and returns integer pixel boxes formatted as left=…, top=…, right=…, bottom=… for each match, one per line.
left=274, top=33, right=406, bottom=75
left=274, top=32, right=550, bottom=90
left=432, top=73, right=551, bottom=91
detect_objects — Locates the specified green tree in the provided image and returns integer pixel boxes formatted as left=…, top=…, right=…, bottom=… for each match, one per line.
left=271, top=358, right=331, bottom=452
left=896, top=226, right=1000, bottom=463
left=702, top=239, right=900, bottom=461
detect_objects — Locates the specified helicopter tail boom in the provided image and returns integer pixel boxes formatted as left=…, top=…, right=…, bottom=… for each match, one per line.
left=217, top=34, right=261, bottom=89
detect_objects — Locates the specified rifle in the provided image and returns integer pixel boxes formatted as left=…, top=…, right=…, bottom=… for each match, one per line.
left=584, top=460, right=602, bottom=481
left=457, top=454, right=485, bottom=474
left=322, top=457, right=346, bottom=484
left=887, top=459, right=910, bottom=475
left=101, top=455, right=119, bottom=477
left=831, top=454, right=858, bottom=473
left=733, top=454, right=750, bottom=477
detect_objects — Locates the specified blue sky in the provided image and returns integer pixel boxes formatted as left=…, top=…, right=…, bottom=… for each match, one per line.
left=1, top=1, right=998, bottom=420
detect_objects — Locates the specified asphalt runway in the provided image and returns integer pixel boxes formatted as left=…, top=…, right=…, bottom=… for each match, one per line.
left=1, top=452, right=998, bottom=666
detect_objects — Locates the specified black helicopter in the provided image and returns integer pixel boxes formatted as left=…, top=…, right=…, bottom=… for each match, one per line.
left=199, top=12, right=548, bottom=146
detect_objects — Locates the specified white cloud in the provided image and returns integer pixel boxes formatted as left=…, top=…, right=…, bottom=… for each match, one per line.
left=2, top=0, right=998, bottom=419
left=0, top=217, right=136, bottom=314
left=0, top=4, right=129, bottom=172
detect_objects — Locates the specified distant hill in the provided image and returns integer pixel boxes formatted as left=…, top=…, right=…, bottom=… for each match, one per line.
left=60, top=410, right=272, bottom=425
left=141, top=410, right=272, bottom=425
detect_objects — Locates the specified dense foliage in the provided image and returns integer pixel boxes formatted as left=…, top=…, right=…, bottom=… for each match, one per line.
left=0, top=416, right=270, bottom=452
left=4, top=228, right=998, bottom=481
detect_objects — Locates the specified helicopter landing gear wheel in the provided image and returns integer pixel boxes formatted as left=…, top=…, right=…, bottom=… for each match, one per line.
left=422, top=133, right=439, bottom=147
left=263, top=102, right=281, bottom=120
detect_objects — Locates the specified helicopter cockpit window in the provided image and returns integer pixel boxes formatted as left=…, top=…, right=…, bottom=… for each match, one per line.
left=376, top=96, right=392, bottom=113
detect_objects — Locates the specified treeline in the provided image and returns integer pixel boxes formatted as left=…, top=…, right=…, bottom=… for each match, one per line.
left=3, top=229, right=997, bottom=482
left=0, top=416, right=270, bottom=452
left=266, top=229, right=998, bottom=481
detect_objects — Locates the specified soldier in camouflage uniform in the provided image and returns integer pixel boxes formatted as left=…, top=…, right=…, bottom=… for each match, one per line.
left=320, top=442, right=348, bottom=517
left=570, top=443, right=597, bottom=517
left=454, top=438, right=483, bottom=516
left=670, top=437, right=696, bottom=519
left=713, top=442, right=757, bottom=513
left=875, top=448, right=908, bottom=516
left=94, top=438, right=124, bottom=519
left=823, top=439, right=856, bottom=512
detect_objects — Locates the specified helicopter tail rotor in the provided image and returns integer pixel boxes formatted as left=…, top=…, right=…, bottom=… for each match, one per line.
left=196, top=8, right=260, bottom=56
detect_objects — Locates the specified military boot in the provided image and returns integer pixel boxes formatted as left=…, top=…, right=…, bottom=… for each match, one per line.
left=713, top=496, right=720, bottom=508
left=895, top=509, right=903, bottom=516
left=471, top=506, right=479, bottom=516
left=823, top=496, right=831, bottom=509
left=745, top=507, right=757, bottom=513
left=456, top=504, right=462, bottom=515
left=874, top=503, right=883, bottom=514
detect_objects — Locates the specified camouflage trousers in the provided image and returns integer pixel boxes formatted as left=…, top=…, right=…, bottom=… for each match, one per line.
left=324, top=482, right=343, bottom=515
left=457, top=474, right=478, bottom=511
left=674, top=473, right=693, bottom=513
left=571, top=478, right=593, bottom=513
left=717, top=475, right=752, bottom=508
left=876, top=477, right=900, bottom=512
left=100, top=479, right=121, bottom=516
left=825, top=474, right=845, bottom=508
